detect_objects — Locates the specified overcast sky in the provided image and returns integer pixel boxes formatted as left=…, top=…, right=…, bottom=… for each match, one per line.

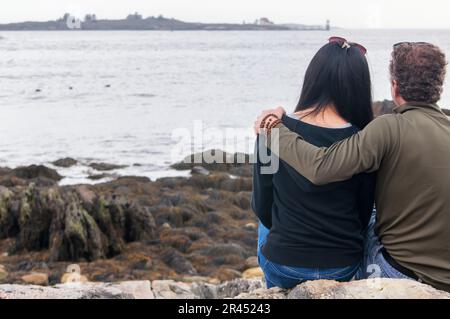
left=1, top=0, right=450, bottom=29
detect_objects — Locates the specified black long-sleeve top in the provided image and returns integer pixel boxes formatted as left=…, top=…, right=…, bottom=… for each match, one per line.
left=252, top=114, right=375, bottom=268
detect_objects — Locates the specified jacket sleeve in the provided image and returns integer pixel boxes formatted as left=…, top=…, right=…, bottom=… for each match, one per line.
left=266, top=115, right=398, bottom=185
left=251, top=135, right=274, bottom=229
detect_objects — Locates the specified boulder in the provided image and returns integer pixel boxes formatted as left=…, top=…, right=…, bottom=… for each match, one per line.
left=16, top=186, right=57, bottom=251
left=242, top=267, right=264, bottom=279
left=12, top=165, right=62, bottom=181
left=49, top=192, right=107, bottom=262
left=21, top=273, right=49, bottom=286
left=287, top=279, right=450, bottom=299
left=52, top=158, right=78, bottom=168
left=171, top=150, right=252, bottom=175
left=245, top=256, right=259, bottom=269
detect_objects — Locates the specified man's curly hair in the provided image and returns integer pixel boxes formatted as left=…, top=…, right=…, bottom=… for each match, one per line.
left=390, top=43, right=447, bottom=104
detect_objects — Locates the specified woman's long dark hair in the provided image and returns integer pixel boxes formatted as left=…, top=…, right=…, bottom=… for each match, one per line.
left=296, top=42, right=373, bottom=129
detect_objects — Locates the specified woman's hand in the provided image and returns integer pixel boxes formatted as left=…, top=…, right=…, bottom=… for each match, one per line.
left=254, top=107, right=286, bottom=135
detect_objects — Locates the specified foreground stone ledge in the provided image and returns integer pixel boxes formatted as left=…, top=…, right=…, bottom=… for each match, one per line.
left=0, top=278, right=449, bottom=299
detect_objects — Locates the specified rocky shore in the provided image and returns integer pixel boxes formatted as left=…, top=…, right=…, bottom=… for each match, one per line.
left=0, top=151, right=257, bottom=286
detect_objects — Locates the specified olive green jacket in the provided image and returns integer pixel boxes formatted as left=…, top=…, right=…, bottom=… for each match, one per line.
left=268, top=102, right=450, bottom=292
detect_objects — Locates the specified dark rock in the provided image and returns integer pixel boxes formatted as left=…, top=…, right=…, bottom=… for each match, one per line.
left=12, top=165, right=62, bottom=181
left=443, top=109, right=450, bottom=116
left=52, top=158, right=77, bottom=168
left=89, top=162, right=126, bottom=171
left=171, top=150, right=252, bottom=174
left=162, top=250, right=197, bottom=275
left=88, top=173, right=115, bottom=181
left=132, top=258, right=153, bottom=270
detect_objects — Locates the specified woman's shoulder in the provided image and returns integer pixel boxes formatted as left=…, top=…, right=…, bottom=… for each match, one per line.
left=282, top=113, right=360, bottom=135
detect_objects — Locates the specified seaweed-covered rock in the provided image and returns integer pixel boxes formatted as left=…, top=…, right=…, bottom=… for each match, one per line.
left=0, top=155, right=255, bottom=282
left=49, top=192, right=106, bottom=262
left=0, top=187, right=14, bottom=239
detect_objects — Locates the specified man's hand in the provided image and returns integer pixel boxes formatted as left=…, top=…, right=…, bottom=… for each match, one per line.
left=254, top=107, right=286, bottom=135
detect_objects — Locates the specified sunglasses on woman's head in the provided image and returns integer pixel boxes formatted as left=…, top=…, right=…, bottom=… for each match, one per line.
left=393, top=42, right=433, bottom=49
left=329, top=36, right=367, bottom=55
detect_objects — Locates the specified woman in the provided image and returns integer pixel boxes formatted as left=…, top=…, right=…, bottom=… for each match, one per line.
left=252, top=37, right=376, bottom=289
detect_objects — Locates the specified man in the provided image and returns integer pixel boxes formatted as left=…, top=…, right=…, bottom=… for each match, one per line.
left=255, top=42, right=450, bottom=292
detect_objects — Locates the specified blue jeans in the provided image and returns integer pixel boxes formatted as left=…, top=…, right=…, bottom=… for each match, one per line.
left=257, top=223, right=360, bottom=289
left=355, top=210, right=416, bottom=281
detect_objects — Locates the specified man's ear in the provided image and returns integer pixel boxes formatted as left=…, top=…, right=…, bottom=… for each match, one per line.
left=391, top=80, right=401, bottom=105
left=391, top=80, right=398, bottom=98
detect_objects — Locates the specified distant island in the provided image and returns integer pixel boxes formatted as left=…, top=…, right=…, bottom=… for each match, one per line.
left=0, top=13, right=331, bottom=31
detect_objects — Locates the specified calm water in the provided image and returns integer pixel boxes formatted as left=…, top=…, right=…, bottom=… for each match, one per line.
left=1, top=30, right=449, bottom=184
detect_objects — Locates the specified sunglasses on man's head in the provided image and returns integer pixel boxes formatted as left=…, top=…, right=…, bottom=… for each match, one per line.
left=393, top=42, right=433, bottom=49
left=329, top=36, right=367, bottom=55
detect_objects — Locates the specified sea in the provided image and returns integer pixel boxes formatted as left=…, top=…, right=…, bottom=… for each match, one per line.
left=1, top=29, right=449, bottom=184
